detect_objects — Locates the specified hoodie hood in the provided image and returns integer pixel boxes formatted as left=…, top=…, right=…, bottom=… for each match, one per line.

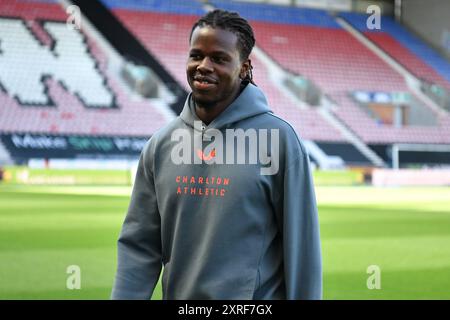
left=180, top=83, right=272, bottom=132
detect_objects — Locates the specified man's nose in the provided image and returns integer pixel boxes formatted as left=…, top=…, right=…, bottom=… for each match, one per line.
left=197, top=57, right=214, bottom=72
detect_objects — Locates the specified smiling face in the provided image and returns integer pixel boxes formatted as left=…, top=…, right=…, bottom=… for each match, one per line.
left=187, top=26, right=249, bottom=111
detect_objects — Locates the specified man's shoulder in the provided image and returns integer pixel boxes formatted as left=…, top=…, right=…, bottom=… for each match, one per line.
left=252, top=112, right=304, bottom=145
left=141, top=117, right=184, bottom=154
left=148, top=117, right=184, bottom=142
left=265, top=114, right=312, bottom=164
left=265, top=112, right=298, bottom=131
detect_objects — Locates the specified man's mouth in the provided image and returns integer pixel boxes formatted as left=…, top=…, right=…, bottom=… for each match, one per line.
left=193, top=75, right=218, bottom=90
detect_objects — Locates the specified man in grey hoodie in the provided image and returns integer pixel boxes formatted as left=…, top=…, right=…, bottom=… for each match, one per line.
left=111, top=9, right=322, bottom=300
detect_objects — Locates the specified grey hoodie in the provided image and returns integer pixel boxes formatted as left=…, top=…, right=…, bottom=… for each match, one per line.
left=111, top=83, right=322, bottom=300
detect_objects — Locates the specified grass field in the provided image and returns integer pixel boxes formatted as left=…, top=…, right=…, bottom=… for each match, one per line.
left=0, top=184, right=449, bottom=299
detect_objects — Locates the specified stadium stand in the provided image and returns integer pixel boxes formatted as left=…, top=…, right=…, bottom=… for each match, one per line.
left=102, top=0, right=348, bottom=143
left=102, top=8, right=197, bottom=91
left=0, top=0, right=170, bottom=137
left=340, top=12, right=450, bottom=88
left=209, top=0, right=450, bottom=145
left=250, top=55, right=345, bottom=142
left=101, top=0, right=205, bottom=16
left=1, top=0, right=449, bottom=166
left=208, top=0, right=341, bottom=28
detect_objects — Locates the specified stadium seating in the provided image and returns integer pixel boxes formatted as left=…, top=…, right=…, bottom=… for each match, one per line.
left=2, top=0, right=449, bottom=148
left=208, top=0, right=450, bottom=144
left=250, top=55, right=345, bottom=142
left=209, top=0, right=340, bottom=28
left=101, top=0, right=205, bottom=16
left=340, top=12, right=450, bottom=89
left=332, top=91, right=450, bottom=144
left=0, top=0, right=169, bottom=137
left=251, top=21, right=408, bottom=93
left=105, top=8, right=197, bottom=91
left=104, top=1, right=347, bottom=142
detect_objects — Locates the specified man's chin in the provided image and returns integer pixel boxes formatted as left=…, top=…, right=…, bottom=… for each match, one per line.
left=192, top=94, right=216, bottom=109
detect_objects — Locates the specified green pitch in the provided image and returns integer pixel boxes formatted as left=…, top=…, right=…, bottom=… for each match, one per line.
left=0, top=184, right=449, bottom=299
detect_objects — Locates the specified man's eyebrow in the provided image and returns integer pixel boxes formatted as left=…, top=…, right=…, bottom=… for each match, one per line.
left=189, top=49, right=232, bottom=57
left=212, top=51, right=231, bottom=57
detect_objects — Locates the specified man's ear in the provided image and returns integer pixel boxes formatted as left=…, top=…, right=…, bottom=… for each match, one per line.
left=240, top=59, right=251, bottom=79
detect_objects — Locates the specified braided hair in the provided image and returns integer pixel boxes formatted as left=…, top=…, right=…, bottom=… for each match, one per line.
left=189, top=9, right=256, bottom=85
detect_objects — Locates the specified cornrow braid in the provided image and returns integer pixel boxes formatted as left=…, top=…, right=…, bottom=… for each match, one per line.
left=190, top=9, right=256, bottom=85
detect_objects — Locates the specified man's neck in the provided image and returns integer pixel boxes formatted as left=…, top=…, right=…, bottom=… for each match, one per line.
left=194, top=102, right=227, bottom=125
left=194, top=82, right=247, bottom=125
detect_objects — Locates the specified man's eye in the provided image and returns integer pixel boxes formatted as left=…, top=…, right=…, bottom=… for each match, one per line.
left=212, top=57, right=226, bottom=63
left=190, top=54, right=201, bottom=60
